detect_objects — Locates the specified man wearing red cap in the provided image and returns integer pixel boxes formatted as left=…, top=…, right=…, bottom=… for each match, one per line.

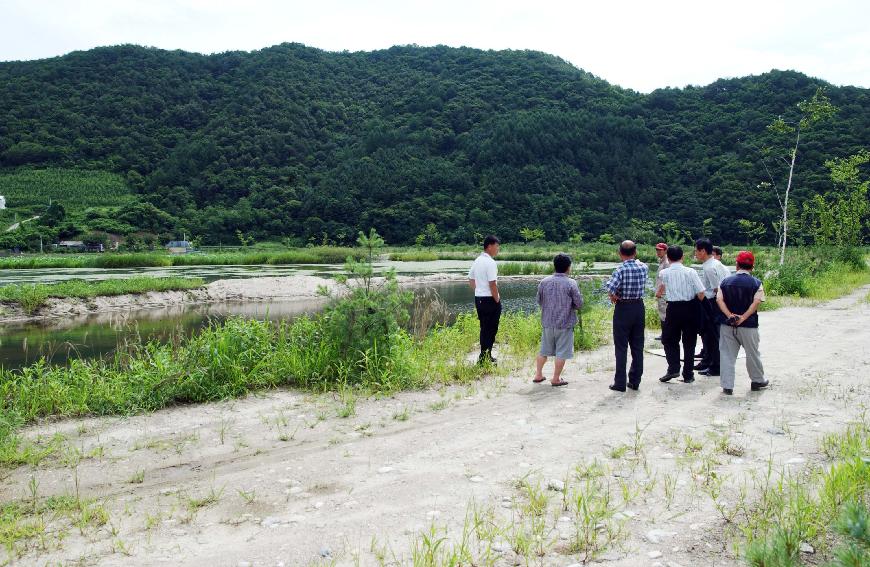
left=654, top=242, right=670, bottom=340
left=716, top=251, right=769, bottom=395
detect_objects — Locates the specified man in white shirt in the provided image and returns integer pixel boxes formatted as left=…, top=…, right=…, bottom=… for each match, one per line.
left=468, top=235, right=501, bottom=364
left=694, top=238, right=731, bottom=377
left=656, top=245, right=705, bottom=383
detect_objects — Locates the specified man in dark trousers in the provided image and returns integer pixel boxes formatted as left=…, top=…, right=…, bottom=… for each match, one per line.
left=603, top=240, right=649, bottom=392
left=656, top=245, right=705, bottom=383
left=694, top=238, right=730, bottom=376
left=468, top=235, right=501, bottom=364
left=717, top=251, right=769, bottom=395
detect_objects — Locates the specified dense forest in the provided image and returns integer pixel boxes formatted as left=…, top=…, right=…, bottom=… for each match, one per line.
left=0, top=43, right=868, bottom=248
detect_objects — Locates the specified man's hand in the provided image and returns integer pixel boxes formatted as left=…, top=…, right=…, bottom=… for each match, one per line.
left=489, top=280, right=500, bottom=303
left=608, top=293, right=619, bottom=304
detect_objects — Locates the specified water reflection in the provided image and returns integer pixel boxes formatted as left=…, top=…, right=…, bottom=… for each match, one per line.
left=0, top=277, right=614, bottom=370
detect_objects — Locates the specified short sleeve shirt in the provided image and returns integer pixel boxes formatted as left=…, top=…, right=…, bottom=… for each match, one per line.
left=659, top=263, right=705, bottom=302
left=701, top=258, right=731, bottom=299
left=604, top=259, right=649, bottom=300
left=537, top=274, right=584, bottom=328
left=468, top=253, right=498, bottom=297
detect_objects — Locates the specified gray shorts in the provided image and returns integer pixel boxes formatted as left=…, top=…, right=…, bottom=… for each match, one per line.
left=540, top=327, right=574, bottom=359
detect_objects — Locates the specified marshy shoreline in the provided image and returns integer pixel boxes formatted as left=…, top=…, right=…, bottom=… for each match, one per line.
left=0, top=273, right=575, bottom=325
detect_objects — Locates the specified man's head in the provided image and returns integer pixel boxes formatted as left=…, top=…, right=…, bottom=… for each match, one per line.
left=736, top=250, right=755, bottom=271
left=694, top=238, right=713, bottom=261
left=712, top=246, right=723, bottom=261
left=618, top=240, right=637, bottom=260
left=666, top=245, right=684, bottom=263
left=655, top=242, right=668, bottom=259
left=483, top=235, right=500, bottom=257
left=553, top=253, right=572, bottom=274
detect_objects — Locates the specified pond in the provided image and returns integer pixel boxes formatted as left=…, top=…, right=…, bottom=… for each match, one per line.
left=0, top=280, right=568, bottom=370
left=0, top=260, right=620, bottom=286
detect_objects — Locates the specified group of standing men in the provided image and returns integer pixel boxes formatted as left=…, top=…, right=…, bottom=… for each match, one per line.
left=467, top=235, right=769, bottom=396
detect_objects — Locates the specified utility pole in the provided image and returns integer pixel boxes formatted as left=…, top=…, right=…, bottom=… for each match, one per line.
left=40, top=235, right=43, bottom=253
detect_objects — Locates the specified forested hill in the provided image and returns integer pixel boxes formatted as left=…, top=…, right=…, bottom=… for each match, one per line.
left=1, top=43, right=868, bottom=246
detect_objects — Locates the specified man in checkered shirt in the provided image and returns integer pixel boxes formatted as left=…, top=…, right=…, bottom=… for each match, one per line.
left=603, top=240, right=650, bottom=392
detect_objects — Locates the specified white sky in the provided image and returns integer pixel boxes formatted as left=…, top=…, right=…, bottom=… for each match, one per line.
left=1, top=0, right=868, bottom=92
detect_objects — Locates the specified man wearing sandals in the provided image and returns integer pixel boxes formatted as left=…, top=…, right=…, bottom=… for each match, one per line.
left=532, top=253, right=583, bottom=387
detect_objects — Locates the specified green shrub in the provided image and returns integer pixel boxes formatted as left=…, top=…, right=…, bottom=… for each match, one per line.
left=834, top=247, right=868, bottom=272
left=765, top=260, right=813, bottom=296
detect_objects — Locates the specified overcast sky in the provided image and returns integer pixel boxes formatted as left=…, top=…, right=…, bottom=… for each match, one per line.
left=1, top=0, right=868, bottom=92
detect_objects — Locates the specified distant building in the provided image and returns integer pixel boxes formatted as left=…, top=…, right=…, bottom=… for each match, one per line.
left=165, top=240, right=194, bottom=254
left=55, top=240, right=86, bottom=251
left=0, top=196, right=5, bottom=209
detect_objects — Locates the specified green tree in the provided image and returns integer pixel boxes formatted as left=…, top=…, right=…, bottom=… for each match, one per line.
left=803, top=150, right=870, bottom=247
left=519, top=227, right=546, bottom=243
left=319, top=229, right=412, bottom=364
left=415, top=223, right=442, bottom=247
left=764, top=87, right=837, bottom=264
left=737, top=219, right=766, bottom=245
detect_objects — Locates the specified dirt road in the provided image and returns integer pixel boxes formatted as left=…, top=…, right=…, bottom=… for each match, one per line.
left=4, top=286, right=869, bottom=566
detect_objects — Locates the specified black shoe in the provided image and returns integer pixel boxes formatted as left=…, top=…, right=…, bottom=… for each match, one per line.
left=627, top=383, right=640, bottom=391
left=699, top=369, right=720, bottom=377
left=693, top=362, right=708, bottom=371
left=659, top=372, right=679, bottom=383
left=722, top=388, right=733, bottom=395
left=750, top=380, right=769, bottom=391
left=608, top=384, right=626, bottom=392
left=683, top=376, right=695, bottom=383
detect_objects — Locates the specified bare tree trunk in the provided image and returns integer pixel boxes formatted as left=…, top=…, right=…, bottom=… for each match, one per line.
left=780, top=127, right=801, bottom=265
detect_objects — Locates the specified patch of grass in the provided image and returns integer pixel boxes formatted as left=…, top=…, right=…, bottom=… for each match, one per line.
left=404, top=461, right=627, bottom=565
left=729, top=413, right=870, bottom=563
left=497, top=262, right=553, bottom=276
left=0, top=277, right=204, bottom=314
left=0, top=247, right=365, bottom=270
left=0, top=493, right=109, bottom=562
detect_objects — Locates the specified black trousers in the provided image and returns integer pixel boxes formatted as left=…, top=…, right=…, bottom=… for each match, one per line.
left=612, top=300, right=645, bottom=389
left=700, top=298, right=722, bottom=372
left=662, top=299, right=701, bottom=378
left=475, top=297, right=502, bottom=360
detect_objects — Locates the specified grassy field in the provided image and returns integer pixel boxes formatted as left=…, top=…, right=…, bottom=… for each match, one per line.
left=0, top=242, right=784, bottom=270
left=0, top=277, right=204, bottom=314
left=0, top=168, right=132, bottom=211
left=0, top=247, right=365, bottom=269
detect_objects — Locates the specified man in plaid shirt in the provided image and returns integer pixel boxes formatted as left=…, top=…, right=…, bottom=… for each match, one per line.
left=532, top=253, right=584, bottom=387
left=604, top=240, right=649, bottom=392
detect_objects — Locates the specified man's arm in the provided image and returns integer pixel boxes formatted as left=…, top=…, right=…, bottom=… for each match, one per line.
left=468, top=279, right=476, bottom=291
left=692, top=271, right=706, bottom=301
left=716, top=292, right=731, bottom=317
left=734, top=298, right=762, bottom=326
left=656, top=283, right=665, bottom=298
left=605, top=269, right=622, bottom=304
left=571, top=282, right=583, bottom=310
left=489, top=280, right=500, bottom=303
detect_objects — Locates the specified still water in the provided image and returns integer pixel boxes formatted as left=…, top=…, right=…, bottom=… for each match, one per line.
left=0, top=280, right=561, bottom=370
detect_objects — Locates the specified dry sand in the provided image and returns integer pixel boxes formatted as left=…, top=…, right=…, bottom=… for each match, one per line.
left=3, top=285, right=869, bottom=566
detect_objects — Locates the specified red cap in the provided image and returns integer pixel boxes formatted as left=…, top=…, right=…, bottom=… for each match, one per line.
left=736, top=250, right=755, bottom=266
left=655, top=242, right=668, bottom=251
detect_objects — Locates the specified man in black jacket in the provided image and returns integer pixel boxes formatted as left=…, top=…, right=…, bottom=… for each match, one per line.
left=716, top=251, right=769, bottom=395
